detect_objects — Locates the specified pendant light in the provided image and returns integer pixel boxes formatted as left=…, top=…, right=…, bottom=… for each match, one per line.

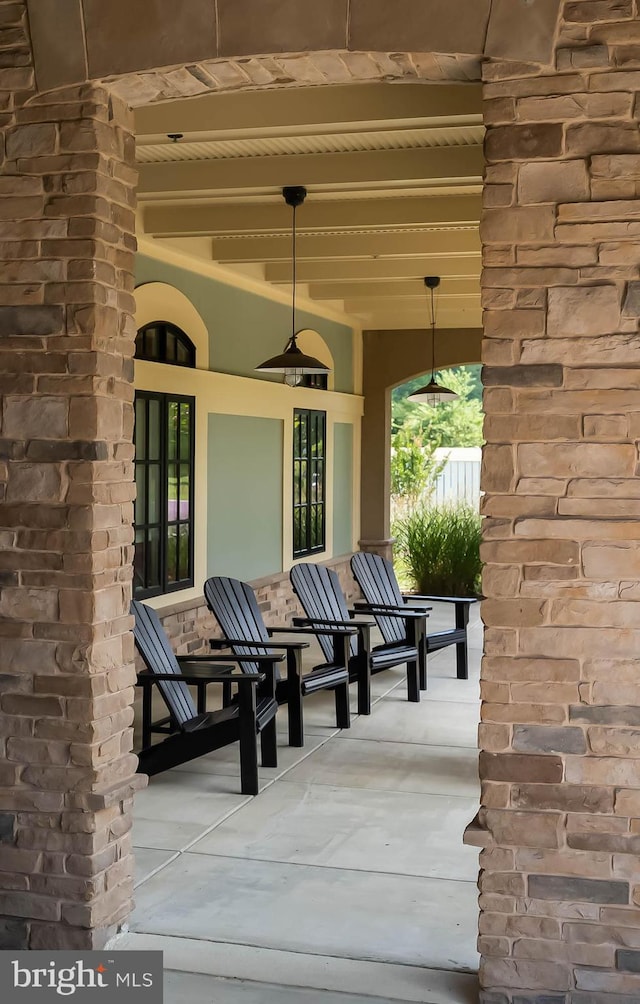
left=256, top=186, right=331, bottom=387
left=408, top=276, right=458, bottom=406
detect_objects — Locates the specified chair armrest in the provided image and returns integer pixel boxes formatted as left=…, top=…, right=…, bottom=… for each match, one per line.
left=137, top=670, right=265, bottom=687
left=259, top=626, right=309, bottom=650
left=349, top=604, right=428, bottom=620
left=181, top=652, right=285, bottom=665
left=405, top=594, right=477, bottom=604
left=293, top=615, right=375, bottom=629
left=208, top=636, right=294, bottom=652
left=268, top=626, right=357, bottom=638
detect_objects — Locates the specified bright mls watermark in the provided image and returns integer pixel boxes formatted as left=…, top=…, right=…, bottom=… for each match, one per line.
left=0, top=952, right=163, bottom=1003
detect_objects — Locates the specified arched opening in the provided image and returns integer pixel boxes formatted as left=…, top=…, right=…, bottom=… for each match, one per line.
left=11, top=7, right=636, bottom=1004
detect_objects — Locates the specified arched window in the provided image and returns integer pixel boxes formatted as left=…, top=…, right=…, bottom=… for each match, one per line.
left=135, top=321, right=196, bottom=368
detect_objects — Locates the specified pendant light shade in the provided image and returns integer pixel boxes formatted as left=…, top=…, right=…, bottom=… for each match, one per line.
left=256, top=338, right=331, bottom=387
left=256, top=186, right=331, bottom=386
left=408, top=277, right=458, bottom=406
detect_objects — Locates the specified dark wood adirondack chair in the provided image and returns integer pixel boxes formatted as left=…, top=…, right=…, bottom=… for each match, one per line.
left=132, top=599, right=283, bottom=795
left=204, top=576, right=354, bottom=748
left=350, top=551, right=477, bottom=683
left=290, top=561, right=427, bottom=715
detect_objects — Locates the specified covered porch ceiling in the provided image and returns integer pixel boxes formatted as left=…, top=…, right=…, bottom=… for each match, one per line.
left=135, top=82, right=483, bottom=331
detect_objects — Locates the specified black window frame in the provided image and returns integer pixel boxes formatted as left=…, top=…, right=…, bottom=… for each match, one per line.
left=133, top=391, right=196, bottom=600
left=293, top=408, right=326, bottom=559
left=135, top=321, right=196, bottom=368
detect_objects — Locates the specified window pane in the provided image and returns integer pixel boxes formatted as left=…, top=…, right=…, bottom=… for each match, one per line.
left=316, top=460, right=324, bottom=503
left=167, top=463, right=178, bottom=522
left=299, top=461, right=307, bottom=502
left=135, top=467, right=146, bottom=524
left=179, top=524, right=190, bottom=581
left=177, top=339, right=189, bottom=365
left=179, top=469, right=190, bottom=520
left=135, top=398, right=146, bottom=461
left=311, top=505, right=324, bottom=550
left=167, top=525, right=178, bottom=584
left=148, top=399, right=161, bottom=461
left=133, top=529, right=146, bottom=594
left=148, top=527, right=161, bottom=588
left=148, top=465, right=161, bottom=523
left=168, top=401, right=178, bottom=460
left=298, top=508, right=307, bottom=553
left=165, top=330, right=176, bottom=363
left=145, top=327, right=160, bottom=360
left=180, top=402, right=190, bottom=460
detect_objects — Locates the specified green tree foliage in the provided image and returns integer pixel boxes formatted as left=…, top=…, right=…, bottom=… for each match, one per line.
left=390, top=427, right=446, bottom=514
left=392, top=364, right=484, bottom=448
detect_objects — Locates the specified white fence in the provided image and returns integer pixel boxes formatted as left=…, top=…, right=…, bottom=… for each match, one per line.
left=432, top=447, right=482, bottom=509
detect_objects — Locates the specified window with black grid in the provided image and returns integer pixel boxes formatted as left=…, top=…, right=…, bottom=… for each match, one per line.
left=134, top=392, right=195, bottom=599
left=293, top=408, right=326, bottom=558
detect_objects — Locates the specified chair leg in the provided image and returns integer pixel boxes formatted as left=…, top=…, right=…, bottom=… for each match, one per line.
left=352, top=653, right=371, bottom=716
left=406, top=660, right=420, bottom=703
left=237, top=685, right=259, bottom=796
left=260, top=716, right=278, bottom=768
left=286, top=649, right=304, bottom=747
left=142, top=685, right=153, bottom=749
left=419, top=630, right=428, bottom=692
left=222, top=680, right=232, bottom=707
left=456, top=640, right=469, bottom=680
left=335, top=681, right=351, bottom=729
left=197, top=682, right=207, bottom=714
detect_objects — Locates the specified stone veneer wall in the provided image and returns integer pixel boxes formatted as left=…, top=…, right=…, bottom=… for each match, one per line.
left=478, top=2, right=640, bottom=1002
left=0, top=2, right=142, bottom=950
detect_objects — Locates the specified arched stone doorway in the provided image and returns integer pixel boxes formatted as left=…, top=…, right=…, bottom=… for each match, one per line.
left=360, top=327, right=482, bottom=555
left=4, top=3, right=640, bottom=1002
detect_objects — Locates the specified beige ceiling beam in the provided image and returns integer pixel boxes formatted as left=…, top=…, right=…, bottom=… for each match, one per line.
left=211, top=228, right=480, bottom=262
left=308, top=278, right=479, bottom=300
left=143, top=194, right=481, bottom=238
left=357, top=308, right=483, bottom=330
left=137, top=146, right=484, bottom=198
left=265, top=255, right=481, bottom=283
left=344, top=292, right=481, bottom=312
left=134, top=82, right=483, bottom=138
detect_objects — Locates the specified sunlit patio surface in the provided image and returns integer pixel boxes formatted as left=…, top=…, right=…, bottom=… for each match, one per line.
left=118, top=604, right=482, bottom=1004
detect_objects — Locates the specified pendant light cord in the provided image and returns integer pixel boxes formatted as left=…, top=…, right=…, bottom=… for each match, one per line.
left=291, top=201, right=297, bottom=343
left=430, top=284, right=436, bottom=380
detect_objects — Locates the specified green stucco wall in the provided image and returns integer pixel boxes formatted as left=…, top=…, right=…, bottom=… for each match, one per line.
left=136, top=255, right=354, bottom=393
left=333, top=423, right=353, bottom=557
left=207, top=414, right=283, bottom=581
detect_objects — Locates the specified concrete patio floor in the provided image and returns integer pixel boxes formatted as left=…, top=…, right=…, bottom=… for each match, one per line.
left=118, top=604, right=482, bottom=1004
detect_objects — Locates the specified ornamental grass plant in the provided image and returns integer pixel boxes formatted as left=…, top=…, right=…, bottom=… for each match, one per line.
left=394, top=502, right=482, bottom=598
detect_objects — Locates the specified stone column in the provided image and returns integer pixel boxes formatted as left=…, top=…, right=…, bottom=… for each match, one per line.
left=0, top=80, right=143, bottom=949
left=476, top=2, right=640, bottom=1001
left=359, top=382, right=393, bottom=559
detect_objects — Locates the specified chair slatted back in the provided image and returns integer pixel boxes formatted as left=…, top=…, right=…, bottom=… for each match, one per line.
left=351, top=551, right=405, bottom=645
left=131, top=599, right=197, bottom=727
left=204, top=577, right=269, bottom=675
left=290, top=562, right=357, bottom=662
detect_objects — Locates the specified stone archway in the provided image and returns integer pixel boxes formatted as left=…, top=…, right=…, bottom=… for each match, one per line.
left=4, top=3, right=640, bottom=1003
left=360, top=328, right=482, bottom=553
